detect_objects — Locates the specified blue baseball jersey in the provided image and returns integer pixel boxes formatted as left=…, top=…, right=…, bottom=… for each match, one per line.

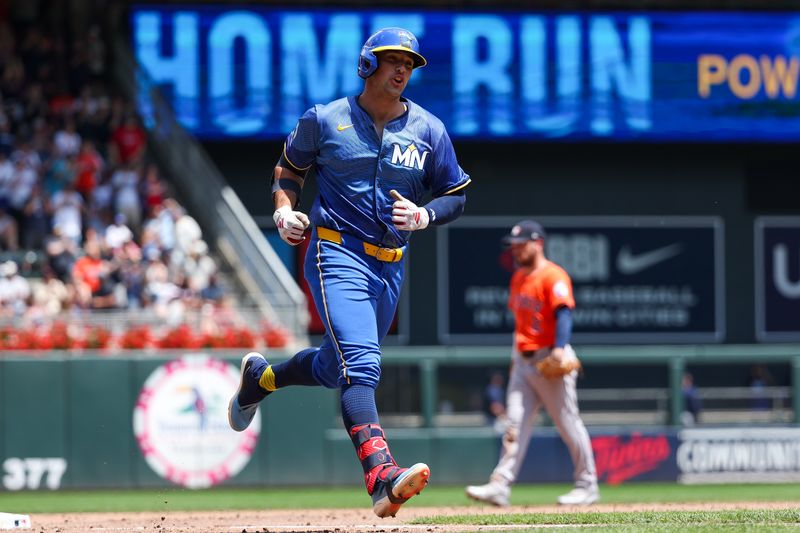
left=283, top=96, right=470, bottom=248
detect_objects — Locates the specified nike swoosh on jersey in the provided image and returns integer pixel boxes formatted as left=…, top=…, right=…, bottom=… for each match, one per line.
left=337, top=123, right=354, bottom=131
left=616, top=243, right=683, bottom=275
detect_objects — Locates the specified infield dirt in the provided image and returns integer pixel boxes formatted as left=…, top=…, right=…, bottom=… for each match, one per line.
left=28, top=502, right=798, bottom=532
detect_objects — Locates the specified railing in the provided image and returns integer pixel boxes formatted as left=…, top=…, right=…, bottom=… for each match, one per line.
left=0, top=344, right=796, bottom=427
left=110, top=36, right=309, bottom=345
left=377, top=344, right=800, bottom=427
left=380, top=386, right=792, bottom=428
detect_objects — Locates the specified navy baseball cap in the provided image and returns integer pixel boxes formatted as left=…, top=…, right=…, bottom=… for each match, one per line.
left=502, top=220, right=546, bottom=245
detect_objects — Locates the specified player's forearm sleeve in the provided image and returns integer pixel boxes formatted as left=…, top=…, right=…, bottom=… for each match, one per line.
left=271, top=174, right=303, bottom=198
left=554, top=306, right=573, bottom=348
left=422, top=193, right=465, bottom=226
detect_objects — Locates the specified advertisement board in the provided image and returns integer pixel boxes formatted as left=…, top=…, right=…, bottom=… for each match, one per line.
left=509, top=426, right=800, bottom=484
left=132, top=8, right=800, bottom=141
left=755, top=217, right=800, bottom=342
left=677, top=427, right=800, bottom=483
left=438, top=216, right=724, bottom=344
left=516, top=430, right=679, bottom=484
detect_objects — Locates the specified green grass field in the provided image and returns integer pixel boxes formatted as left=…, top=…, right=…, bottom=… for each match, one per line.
left=416, top=509, right=800, bottom=532
left=0, top=482, right=798, bottom=512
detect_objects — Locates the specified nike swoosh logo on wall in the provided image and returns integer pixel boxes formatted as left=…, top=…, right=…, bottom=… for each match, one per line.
left=337, top=123, right=354, bottom=131
left=616, top=243, right=683, bottom=275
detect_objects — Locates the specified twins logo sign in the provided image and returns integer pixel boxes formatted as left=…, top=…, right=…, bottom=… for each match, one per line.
left=755, top=217, right=800, bottom=341
left=133, top=355, right=260, bottom=488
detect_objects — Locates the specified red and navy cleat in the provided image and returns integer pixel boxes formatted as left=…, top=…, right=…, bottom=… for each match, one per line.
left=371, top=463, right=430, bottom=518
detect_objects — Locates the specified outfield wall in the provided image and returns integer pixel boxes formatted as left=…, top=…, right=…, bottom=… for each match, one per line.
left=2, top=353, right=486, bottom=490
left=1, top=351, right=799, bottom=491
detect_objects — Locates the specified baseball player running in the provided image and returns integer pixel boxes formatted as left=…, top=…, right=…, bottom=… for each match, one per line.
left=228, top=28, right=471, bottom=518
left=466, top=220, right=598, bottom=507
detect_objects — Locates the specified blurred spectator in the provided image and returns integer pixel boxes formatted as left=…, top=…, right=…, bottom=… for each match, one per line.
left=0, top=151, right=12, bottom=206
left=749, top=364, right=774, bottom=411
left=72, top=238, right=116, bottom=308
left=84, top=202, right=110, bottom=240
left=0, top=14, right=234, bottom=334
left=21, top=181, right=48, bottom=249
left=142, top=163, right=165, bottom=211
left=73, top=138, right=102, bottom=199
left=172, top=201, right=202, bottom=265
left=45, top=233, right=77, bottom=282
left=120, top=254, right=145, bottom=310
left=682, top=372, right=702, bottom=426
left=108, top=241, right=139, bottom=310
left=91, top=169, right=113, bottom=212
left=42, top=150, right=74, bottom=196
left=51, top=180, right=83, bottom=244
left=105, top=212, right=133, bottom=251
left=53, top=116, right=81, bottom=157
left=0, top=260, right=30, bottom=317
left=74, top=82, right=104, bottom=117
left=76, top=95, right=111, bottom=147
left=49, top=83, right=76, bottom=117
left=110, top=113, right=145, bottom=166
left=138, top=222, right=160, bottom=261
left=200, top=272, right=224, bottom=303
left=144, top=251, right=182, bottom=322
left=483, top=371, right=507, bottom=432
left=8, top=155, right=37, bottom=220
left=29, top=265, right=71, bottom=317
left=111, top=161, right=141, bottom=232
left=146, top=199, right=176, bottom=252
left=11, top=139, right=41, bottom=169
left=29, top=114, right=50, bottom=155
left=0, top=207, right=18, bottom=250
left=183, top=239, right=215, bottom=293
left=0, top=119, right=14, bottom=156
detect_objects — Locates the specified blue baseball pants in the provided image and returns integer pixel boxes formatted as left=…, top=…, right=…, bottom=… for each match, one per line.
left=303, top=233, right=405, bottom=389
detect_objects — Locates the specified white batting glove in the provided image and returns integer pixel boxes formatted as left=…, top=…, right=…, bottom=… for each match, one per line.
left=390, top=190, right=429, bottom=231
left=273, top=205, right=310, bottom=245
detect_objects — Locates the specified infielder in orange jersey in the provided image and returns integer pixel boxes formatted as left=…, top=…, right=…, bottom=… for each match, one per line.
left=466, top=220, right=599, bottom=507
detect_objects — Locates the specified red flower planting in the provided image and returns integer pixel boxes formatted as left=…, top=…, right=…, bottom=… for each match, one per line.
left=0, top=322, right=292, bottom=351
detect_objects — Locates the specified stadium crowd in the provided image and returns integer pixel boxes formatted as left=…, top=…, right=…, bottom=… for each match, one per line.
left=0, top=11, right=227, bottom=330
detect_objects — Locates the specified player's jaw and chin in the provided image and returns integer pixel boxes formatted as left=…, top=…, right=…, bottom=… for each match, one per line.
left=369, top=52, right=413, bottom=97
left=376, top=74, right=408, bottom=98
left=511, top=242, right=536, bottom=268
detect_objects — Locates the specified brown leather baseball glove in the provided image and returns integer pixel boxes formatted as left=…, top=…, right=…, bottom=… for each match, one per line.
left=535, top=351, right=582, bottom=379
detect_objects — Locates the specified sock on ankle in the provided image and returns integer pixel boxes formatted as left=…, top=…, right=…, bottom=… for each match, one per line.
left=341, top=383, right=379, bottom=428
left=271, top=348, right=319, bottom=387
left=258, top=365, right=276, bottom=392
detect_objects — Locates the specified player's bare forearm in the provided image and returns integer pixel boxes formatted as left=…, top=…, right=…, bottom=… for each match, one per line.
left=272, top=188, right=297, bottom=210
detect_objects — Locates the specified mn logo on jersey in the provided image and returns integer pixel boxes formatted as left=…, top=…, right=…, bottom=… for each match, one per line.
left=391, top=143, right=429, bottom=170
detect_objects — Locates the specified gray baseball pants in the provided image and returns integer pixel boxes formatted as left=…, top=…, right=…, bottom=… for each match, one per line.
left=489, top=346, right=597, bottom=490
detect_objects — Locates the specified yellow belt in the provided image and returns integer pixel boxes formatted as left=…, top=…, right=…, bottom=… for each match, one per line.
left=317, top=227, right=404, bottom=263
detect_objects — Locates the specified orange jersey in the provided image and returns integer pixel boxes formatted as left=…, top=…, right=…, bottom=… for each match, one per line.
left=508, top=260, right=575, bottom=352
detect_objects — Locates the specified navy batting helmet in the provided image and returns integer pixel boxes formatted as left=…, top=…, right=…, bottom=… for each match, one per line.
left=358, top=27, right=427, bottom=79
